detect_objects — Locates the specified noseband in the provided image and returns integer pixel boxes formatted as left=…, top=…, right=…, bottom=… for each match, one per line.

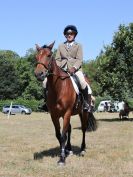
left=36, top=56, right=53, bottom=77
left=36, top=57, right=70, bottom=80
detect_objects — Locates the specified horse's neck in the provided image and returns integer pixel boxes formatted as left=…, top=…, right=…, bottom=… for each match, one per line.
left=49, top=58, right=60, bottom=78
left=47, top=58, right=69, bottom=93
left=49, top=58, right=68, bottom=79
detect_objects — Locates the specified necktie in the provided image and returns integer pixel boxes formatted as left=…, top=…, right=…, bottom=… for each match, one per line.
left=67, top=43, right=71, bottom=49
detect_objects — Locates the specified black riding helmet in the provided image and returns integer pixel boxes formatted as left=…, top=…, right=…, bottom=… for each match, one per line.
left=63, top=25, right=78, bottom=36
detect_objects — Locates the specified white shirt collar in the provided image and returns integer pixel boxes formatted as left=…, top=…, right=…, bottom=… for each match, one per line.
left=66, top=41, right=74, bottom=47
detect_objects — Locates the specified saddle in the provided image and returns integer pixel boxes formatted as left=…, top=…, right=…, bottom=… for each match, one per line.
left=70, top=74, right=83, bottom=110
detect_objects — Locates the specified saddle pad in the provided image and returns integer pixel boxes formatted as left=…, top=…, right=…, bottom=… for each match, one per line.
left=70, top=76, right=79, bottom=95
left=70, top=77, right=92, bottom=95
left=87, top=83, right=92, bottom=94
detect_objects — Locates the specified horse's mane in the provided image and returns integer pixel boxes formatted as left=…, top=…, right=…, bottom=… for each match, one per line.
left=50, top=57, right=69, bottom=78
left=42, top=44, right=52, bottom=50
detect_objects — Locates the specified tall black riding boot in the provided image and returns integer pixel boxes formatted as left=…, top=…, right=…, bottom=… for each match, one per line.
left=82, top=86, right=91, bottom=112
left=88, top=94, right=92, bottom=112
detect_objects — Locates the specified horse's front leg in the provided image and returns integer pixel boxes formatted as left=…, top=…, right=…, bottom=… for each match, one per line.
left=58, top=112, right=71, bottom=165
left=58, top=132, right=67, bottom=165
left=79, top=112, right=88, bottom=156
left=65, top=123, right=73, bottom=155
left=51, top=115, right=61, bottom=146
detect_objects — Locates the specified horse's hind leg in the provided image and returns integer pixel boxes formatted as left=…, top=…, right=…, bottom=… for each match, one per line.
left=79, top=112, right=88, bottom=156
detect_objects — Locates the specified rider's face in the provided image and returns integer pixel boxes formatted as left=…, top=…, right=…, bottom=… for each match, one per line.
left=65, top=32, right=75, bottom=42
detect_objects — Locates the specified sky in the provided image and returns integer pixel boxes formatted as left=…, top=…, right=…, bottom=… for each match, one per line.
left=0, top=0, right=133, bottom=61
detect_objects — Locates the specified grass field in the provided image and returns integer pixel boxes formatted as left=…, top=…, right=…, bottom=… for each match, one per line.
left=0, top=112, right=133, bottom=177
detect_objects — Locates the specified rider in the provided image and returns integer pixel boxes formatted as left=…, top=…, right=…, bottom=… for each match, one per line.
left=56, top=25, right=92, bottom=112
left=42, top=25, right=92, bottom=112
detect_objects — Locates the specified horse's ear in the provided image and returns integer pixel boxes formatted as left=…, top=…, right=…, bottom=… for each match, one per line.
left=48, top=41, right=55, bottom=50
left=35, top=44, right=41, bottom=51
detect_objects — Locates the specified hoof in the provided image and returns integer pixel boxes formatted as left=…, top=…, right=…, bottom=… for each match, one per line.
left=68, top=150, right=73, bottom=156
left=65, top=149, right=73, bottom=156
left=57, top=157, right=65, bottom=166
left=79, top=150, right=85, bottom=157
left=57, top=160, right=65, bottom=166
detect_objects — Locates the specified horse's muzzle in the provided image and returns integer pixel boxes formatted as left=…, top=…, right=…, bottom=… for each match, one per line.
left=35, top=71, right=46, bottom=81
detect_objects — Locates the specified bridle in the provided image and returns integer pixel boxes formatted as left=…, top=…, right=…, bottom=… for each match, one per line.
left=36, top=54, right=70, bottom=79
left=36, top=55, right=52, bottom=70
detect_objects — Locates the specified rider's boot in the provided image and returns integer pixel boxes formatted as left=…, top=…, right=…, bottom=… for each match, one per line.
left=88, top=94, right=92, bottom=112
left=82, top=86, right=92, bottom=112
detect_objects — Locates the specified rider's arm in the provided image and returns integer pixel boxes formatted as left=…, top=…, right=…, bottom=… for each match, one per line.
left=55, top=46, right=62, bottom=67
left=72, top=43, right=83, bottom=71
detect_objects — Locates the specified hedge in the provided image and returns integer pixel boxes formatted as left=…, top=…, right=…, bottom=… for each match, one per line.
left=126, top=98, right=133, bottom=109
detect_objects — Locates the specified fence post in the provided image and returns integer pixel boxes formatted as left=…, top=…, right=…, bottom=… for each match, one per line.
left=7, top=102, right=13, bottom=119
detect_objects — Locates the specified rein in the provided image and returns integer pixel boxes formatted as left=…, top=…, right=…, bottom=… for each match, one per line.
left=36, top=57, right=70, bottom=79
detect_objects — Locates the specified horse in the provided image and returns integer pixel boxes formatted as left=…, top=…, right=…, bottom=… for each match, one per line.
left=34, top=42, right=97, bottom=165
left=119, top=102, right=132, bottom=120
left=119, top=109, right=129, bottom=120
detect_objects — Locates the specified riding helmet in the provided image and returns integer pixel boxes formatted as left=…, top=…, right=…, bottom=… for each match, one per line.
left=63, top=25, right=78, bottom=36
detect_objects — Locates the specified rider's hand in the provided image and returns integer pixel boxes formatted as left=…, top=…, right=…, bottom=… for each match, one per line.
left=68, top=67, right=76, bottom=74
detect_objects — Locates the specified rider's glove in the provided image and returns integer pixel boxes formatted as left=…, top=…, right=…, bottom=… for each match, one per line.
left=68, top=67, right=76, bottom=74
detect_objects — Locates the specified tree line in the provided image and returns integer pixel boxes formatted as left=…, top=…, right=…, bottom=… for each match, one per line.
left=83, top=23, right=133, bottom=103
left=0, top=23, right=133, bottom=108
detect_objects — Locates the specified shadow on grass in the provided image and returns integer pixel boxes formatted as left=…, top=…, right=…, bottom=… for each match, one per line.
left=97, top=117, right=133, bottom=122
left=73, top=126, right=98, bottom=132
left=34, top=145, right=81, bottom=160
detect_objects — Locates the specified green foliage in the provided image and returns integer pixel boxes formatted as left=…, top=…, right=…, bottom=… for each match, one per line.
left=0, top=50, right=20, bottom=60
left=0, top=51, right=21, bottom=99
left=83, top=60, right=101, bottom=96
left=0, top=49, right=43, bottom=100
left=95, top=23, right=133, bottom=100
left=126, top=98, right=133, bottom=109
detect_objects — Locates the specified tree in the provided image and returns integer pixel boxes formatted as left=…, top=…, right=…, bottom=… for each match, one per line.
left=0, top=50, right=21, bottom=99
left=83, top=60, right=101, bottom=96
left=16, top=50, right=43, bottom=100
left=95, top=23, right=133, bottom=100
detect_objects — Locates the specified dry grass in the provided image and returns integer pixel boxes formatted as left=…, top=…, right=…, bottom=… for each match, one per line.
left=0, top=112, right=133, bottom=177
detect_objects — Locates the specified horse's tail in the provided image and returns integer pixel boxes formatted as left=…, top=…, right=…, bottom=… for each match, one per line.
left=87, top=112, right=97, bottom=132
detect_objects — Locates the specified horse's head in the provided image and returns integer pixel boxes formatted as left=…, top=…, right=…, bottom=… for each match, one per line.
left=34, top=42, right=55, bottom=81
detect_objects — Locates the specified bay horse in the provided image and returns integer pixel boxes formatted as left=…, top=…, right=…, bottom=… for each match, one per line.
left=34, top=42, right=97, bottom=165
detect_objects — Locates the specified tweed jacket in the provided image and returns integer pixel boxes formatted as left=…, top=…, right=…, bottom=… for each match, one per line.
left=55, top=41, right=83, bottom=71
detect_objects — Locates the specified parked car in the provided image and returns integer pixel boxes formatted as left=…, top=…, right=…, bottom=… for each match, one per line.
left=2, top=105, right=32, bottom=115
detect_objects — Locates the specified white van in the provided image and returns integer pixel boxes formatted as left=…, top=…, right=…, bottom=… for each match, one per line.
left=97, top=100, right=112, bottom=112
left=97, top=100, right=125, bottom=112
left=113, top=101, right=125, bottom=112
